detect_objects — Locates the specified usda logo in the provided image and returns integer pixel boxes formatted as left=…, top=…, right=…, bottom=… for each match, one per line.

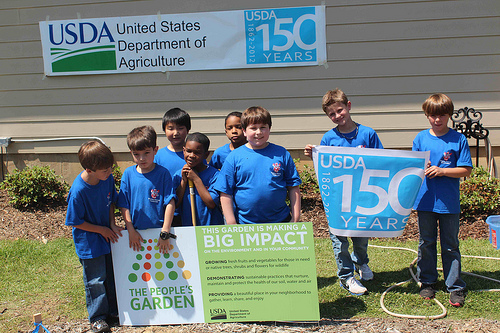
left=45, top=21, right=116, bottom=73
left=244, top=7, right=319, bottom=65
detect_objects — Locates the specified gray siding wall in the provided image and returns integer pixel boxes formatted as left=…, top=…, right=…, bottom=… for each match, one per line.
left=1, top=0, right=499, bottom=159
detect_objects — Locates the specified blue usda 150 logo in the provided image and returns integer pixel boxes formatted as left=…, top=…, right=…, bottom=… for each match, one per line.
left=244, top=7, right=318, bottom=64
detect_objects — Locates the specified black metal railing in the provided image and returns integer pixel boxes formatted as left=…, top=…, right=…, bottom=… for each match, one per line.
left=452, top=107, right=489, bottom=167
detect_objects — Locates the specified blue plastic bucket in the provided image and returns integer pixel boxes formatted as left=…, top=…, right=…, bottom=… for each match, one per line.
left=485, top=215, right=500, bottom=250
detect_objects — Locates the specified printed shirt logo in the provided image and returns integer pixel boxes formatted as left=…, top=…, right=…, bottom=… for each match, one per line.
left=439, top=151, right=452, bottom=166
left=149, top=189, right=160, bottom=203
left=272, top=162, right=281, bottom=173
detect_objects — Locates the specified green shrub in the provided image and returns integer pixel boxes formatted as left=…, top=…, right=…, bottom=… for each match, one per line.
left=0, top=165, right=69, bottom=210
left=294, top=159, right=319, bottom=195
left=460, top=167, right=500, bottom=217
left=112, top=163, right=122, bottom=192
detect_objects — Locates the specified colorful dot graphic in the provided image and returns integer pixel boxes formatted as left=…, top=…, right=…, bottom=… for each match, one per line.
left=127, top=237, right=192, bottom=283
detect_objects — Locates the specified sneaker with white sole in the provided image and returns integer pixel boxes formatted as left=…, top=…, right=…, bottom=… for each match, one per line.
left=355, top=263, right=374, bottom=281
left=340, top=276, right=367, bottom=296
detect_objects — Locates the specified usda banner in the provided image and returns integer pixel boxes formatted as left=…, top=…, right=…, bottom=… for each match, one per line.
left=312, top=146, right=430, bottom=237
left=39, top=6, right=326, bottom=76
left=111, top=223, right=319, bottom=326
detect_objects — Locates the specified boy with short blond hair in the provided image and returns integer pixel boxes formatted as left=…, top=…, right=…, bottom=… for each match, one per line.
left=209, top=111, right=247, bottom=170
left=304, top=88, right=383, bottom=296
left=215, top=106, right=301, bottom=224
left=66, top=140, right=123, bottom=333
left=118, top=125, right=176, bottom=253
left=413, top=93, right=472, bottom=307
left=173, top=132, right=224, bottom=226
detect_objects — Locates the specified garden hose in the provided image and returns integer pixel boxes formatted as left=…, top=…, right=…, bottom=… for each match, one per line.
left=370, top=244, right=500, bottom=319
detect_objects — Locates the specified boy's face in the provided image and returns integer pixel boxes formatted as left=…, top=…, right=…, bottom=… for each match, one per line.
left=131, top=147, right=158, bottom=173
left=427, top=113, right=450, bottom=136
left=225, top=116, right=246, bottom=146
left=88, top=167, right=112, bottom=181
left=183, top=141, right=208, bottom=169
left=244, top=122, right=270, bottom=149
left=164, top=122, right=188, bottom=148
left=325, top=101, right=351, bottom=126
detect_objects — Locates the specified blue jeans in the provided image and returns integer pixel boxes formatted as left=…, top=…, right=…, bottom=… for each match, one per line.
left=80, top=253, right=118, bottom=323
left=416, top=211, right=465, bottom=292
left=330, top=233, right=369, bottom=280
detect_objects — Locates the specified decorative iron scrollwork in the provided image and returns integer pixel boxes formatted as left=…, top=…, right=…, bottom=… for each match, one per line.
left=452, top=107, right=489, bottom=140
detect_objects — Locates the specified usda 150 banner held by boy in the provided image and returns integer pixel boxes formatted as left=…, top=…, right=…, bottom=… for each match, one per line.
left=312, top=146, right=430, bottom=237
left=39, top=6, right=326, bottom=76
left=111, top=223, right=319, bottom=326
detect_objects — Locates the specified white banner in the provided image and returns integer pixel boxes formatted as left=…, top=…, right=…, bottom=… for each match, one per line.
left=39, top=6, right=326, bottom=76
left=312, top=146, right=430, bottom=237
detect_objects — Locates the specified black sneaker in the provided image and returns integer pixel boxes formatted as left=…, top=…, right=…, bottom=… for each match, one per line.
left=91, top=319, right=110, bottom=333
left=449, top=290, right=466, bottom=307
left=419, top=283, right=436, bottom=299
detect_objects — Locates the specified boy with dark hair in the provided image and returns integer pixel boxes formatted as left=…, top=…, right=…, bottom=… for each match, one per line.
left=209, top=111, right=247, bottom=170
left=155, top=108, right=191, bottom=226
left=173, top=132, right=224, bottom=226
left=118, top=125, right=176, bottom=253
left=66, top=140, right=123, bottom=333
left=413, top=93, right=472, bottom=307
left=304, top=88, right=383, bottom=296
left=215, top=106, right=301, bottom=224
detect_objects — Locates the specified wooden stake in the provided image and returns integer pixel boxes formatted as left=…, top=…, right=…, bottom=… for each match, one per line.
left=33, top=313, right=42, bottom=324
left=188, top=179, right=197, bottom=226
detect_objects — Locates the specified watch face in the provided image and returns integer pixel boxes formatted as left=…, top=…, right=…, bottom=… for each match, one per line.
left=160, top=232, right=169, bottom=240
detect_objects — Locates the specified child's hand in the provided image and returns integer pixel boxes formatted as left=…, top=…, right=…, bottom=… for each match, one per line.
left=100, top=227, right=120, bottom=243
left=425, top=165, right=444, bottom=179
left=183, top=165, right=200, bottom=182
left=157, top=238, right=171, bottom=254
left=304, top=144, right=314, bottom=158
left=128, top=228, right=144, bottom=252
left=110, top=223, right=124, bottom=238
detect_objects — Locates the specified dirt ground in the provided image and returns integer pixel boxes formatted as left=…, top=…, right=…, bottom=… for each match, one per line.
left=0, top=189, right=498, bottom=333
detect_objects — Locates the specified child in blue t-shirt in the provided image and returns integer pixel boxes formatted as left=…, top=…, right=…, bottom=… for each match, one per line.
left=209, top=111, right=247, bottom=170
left=412, top=93, right=472, bottom=307
left=118, top=126, right=176, bottom=253
left=173, top=132, right=224, bottom=226
left=215, top=106, right=301, bottom=224
left=65, top=140, right=123, bottom=332
left=305, top=88, right=383, bottom=296
left=154, top=108, right=191, bottom=227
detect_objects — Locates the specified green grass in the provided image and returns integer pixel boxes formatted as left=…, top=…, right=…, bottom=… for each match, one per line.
left=315, top=238, right=500, bottom=320
left=1, top=238, right=499, bottom=331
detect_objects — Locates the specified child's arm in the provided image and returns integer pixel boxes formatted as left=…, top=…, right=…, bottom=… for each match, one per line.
left=304, top=144, right=314, bottom=159
left=120, top=207, right=143, bottom=251
left=185, top=167, right=216, bottom=209
left=220, top=193, right=237, bottom=224
left=288, top=185, right=301, bottom=222
left=109, top=204, right=124, bottom=236
left=72, top=221, right=121, bottom=243
left=158, top=198, right=176, bottom=254
left=175, top=166, right=188, bottom=208
left=425, top=166, right=472, bottom=179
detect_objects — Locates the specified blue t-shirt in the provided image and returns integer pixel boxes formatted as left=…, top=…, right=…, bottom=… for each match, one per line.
left=321, top=124, right=383, bottom=149
left=65, top=172, right=118, bottom=259
left=117, top=164, right=176, bottom=229
left=209, top=143, right=232, bottom=170
left=172, top=165, right=224, bottom=226
left=412, top=129, right=472, bottom=214
left=154, top=146, right=185, bottom=178
left=215, top=143, right=301, bottom=224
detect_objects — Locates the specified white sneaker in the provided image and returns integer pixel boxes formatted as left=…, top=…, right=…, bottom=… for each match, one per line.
left=355, top=263, right=374, bottom=281
left=340, top=276, right=367, bottom=296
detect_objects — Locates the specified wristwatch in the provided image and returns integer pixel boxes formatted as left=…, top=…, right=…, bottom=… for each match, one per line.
left=159, top=231, right=176, bottom=240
